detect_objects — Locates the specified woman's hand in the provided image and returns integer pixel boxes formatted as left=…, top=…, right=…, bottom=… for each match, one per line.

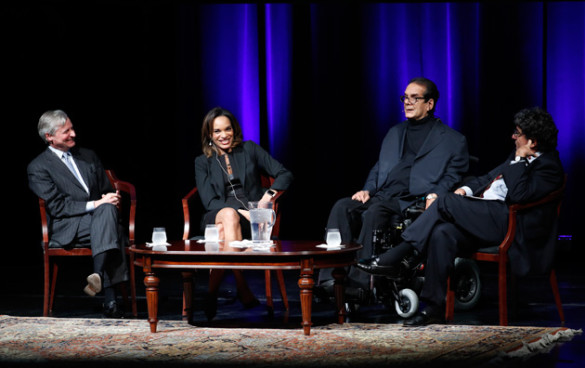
left=237, top=209, right=250, bottom=221
left=259, top=192, right=274, bottom=203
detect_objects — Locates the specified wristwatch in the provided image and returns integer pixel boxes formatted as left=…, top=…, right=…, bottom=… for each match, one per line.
left=426, top=193, right=438, bottom=200
left=514, top=155, right=527, bottom=162
left=266, top=189, right=278, bottom=198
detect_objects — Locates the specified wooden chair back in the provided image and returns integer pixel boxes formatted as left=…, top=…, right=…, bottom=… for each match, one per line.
left=445, top=175, right=567, bottom=325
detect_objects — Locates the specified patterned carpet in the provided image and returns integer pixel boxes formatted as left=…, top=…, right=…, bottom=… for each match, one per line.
left=0, top=315, right=580, bottom=367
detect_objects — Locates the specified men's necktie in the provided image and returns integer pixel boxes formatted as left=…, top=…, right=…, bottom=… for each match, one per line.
left=480, top=174, right=503, bottom=198
left=62, top=152, right=87, bottom=189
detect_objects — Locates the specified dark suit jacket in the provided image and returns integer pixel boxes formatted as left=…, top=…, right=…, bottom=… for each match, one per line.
left=28, top=147, right=114, bottom=246
left=465, top=150, right=564, bottom=276
left=363, top=117, right=469, bottom=211
left=195, top=140, right=293, bottom=212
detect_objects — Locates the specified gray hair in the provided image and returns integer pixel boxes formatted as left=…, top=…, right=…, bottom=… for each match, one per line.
left=38, top=110, right=68, bottom=144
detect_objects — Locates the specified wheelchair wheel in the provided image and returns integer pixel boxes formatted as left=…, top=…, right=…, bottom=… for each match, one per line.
left=453, top=257, right=481, bottom=311
left=394, top=288, right=419, bottom=318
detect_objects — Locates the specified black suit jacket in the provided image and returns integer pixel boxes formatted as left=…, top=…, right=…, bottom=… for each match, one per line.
left=465, top=150, right=564, bottom=276
left=194, top=140, right=293, bottom=212
left=363, top=117, right=469, bottom=211
left=28, top=147, right=114, bottom=246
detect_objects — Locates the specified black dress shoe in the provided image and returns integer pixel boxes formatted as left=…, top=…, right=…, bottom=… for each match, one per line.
left=103, top=300, right=124, bottom=319
left=400, top=249, right=423, bottom=270
left=356, top=257, right=400, bottom=276
left=403, top=310, right=444, bottom=327
left=204, top=295, right=218, bottom=321
left=241, top=298, right=260, bottom=309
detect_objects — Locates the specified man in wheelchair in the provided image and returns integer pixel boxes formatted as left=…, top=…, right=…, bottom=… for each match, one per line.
left=358, top=107, right=564, bottom=326
left=317, top=78, right=469, bottom=304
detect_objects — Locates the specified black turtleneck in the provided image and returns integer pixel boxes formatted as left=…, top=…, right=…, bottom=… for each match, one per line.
left=405, top=115, right=434, bottom=156
left=377, top=115, right=435, bottom=199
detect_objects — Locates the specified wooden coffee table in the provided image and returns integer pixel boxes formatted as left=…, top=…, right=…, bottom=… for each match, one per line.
left=131, top=240, right=361, bottom=335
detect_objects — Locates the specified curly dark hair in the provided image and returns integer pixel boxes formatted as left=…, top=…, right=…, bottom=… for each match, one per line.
left=514, top=107, right=558, bottom=152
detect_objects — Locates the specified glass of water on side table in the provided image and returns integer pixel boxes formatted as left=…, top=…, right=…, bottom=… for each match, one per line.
left=204, top=224, right=219, bottom=241
left=151, top=227, right=168, bottom=251
left=152, top=227, right=167, bottom=244
left=326, top=228, right=342, bottom=247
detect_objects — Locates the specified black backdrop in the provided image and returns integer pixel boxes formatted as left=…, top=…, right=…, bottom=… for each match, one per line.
left=4, top=2, right=583, bottom=276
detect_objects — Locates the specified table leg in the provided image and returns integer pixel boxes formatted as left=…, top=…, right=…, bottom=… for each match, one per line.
left=332, top=267, right=347, bottom=324
left=144, top=272, right=160, bottom=333
left=298, top=258, right=315, bottom=335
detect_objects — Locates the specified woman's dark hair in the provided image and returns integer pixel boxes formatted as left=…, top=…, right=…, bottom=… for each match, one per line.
left=408, top=77, right=439, bottom=114
left=514, top=107, right=558, bottom=152
left=201, top=107, right=243, bottom=157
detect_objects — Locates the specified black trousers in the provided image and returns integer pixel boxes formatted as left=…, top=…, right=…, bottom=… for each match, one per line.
left=77, top=204, right=128, bottom=288
left=323, top=196, right=402, bottom=289
left=399, top=193, right=509, bottom=311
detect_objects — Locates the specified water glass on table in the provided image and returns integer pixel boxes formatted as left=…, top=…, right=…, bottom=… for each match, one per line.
left=326, top=228, right=342, bottom=247
left=152, top=227, right=167, bottom=244
left=204, top=224, right=219, bottom=241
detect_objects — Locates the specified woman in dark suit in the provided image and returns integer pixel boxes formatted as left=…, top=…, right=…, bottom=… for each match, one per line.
left=195, top=107, right=293, bottom=319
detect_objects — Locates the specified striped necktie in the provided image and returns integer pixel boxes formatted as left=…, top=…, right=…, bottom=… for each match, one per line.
left=62, top=152, right=87, bottom=191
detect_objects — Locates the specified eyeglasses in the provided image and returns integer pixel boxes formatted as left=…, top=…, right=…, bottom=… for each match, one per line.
left=400, top=95, right=427, bottom=104
left=512, top=130, right=525, bottom=138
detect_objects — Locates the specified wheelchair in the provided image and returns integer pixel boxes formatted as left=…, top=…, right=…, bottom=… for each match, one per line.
left=367, top=204, right=482, bottom=319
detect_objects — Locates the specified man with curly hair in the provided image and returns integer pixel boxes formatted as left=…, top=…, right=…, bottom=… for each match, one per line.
left=358, top=107, right=565, bottom=326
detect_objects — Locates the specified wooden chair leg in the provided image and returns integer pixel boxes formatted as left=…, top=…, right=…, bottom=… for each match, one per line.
left=498, top=261, right=508, bottom=326
left=43, top=257, right=50, bottom=317
left=182, top=271, right=194, bottom=321
left=276, top=270, right=289, bottom=310
left=265, top=270, right=274, bottom=311
left=549, top=269, right=565, bottom=325
left=129, top=252, right=138, bottom=317
left=49, top=262, right=59, bottom=316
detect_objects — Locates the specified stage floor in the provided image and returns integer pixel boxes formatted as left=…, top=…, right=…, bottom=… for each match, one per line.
left=1, top=246, right=584, bottom=367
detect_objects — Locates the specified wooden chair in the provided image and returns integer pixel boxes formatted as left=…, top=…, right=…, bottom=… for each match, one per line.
left=39, top=170, right=137, bottom=317
left=445, top=175, right=567, bottom=326
left=181, top=175, right=289, bottom=317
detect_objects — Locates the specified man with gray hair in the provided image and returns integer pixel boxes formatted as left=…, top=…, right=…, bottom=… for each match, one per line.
left=28, top=110, right=128, bottom=318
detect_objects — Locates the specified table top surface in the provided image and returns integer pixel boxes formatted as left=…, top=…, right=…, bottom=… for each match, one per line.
left=131, top=239, right=361, bottom=257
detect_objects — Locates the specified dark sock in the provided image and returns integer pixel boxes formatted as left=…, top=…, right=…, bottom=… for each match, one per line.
left=93, top=252, right=107, bottom=277
left=104, top=287, right=116, bottom=304
left=378, top=242, right=413, bottom=266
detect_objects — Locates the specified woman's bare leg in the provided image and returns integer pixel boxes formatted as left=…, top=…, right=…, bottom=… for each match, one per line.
left=206, top=208, right=257, bottom=320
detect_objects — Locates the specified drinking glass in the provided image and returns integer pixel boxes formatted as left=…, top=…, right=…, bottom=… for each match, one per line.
left=326, top=228, right=342, bottom=246
left=204, top=224, right=219, bottom=241
left=152, top=227, right=167, bottom=244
